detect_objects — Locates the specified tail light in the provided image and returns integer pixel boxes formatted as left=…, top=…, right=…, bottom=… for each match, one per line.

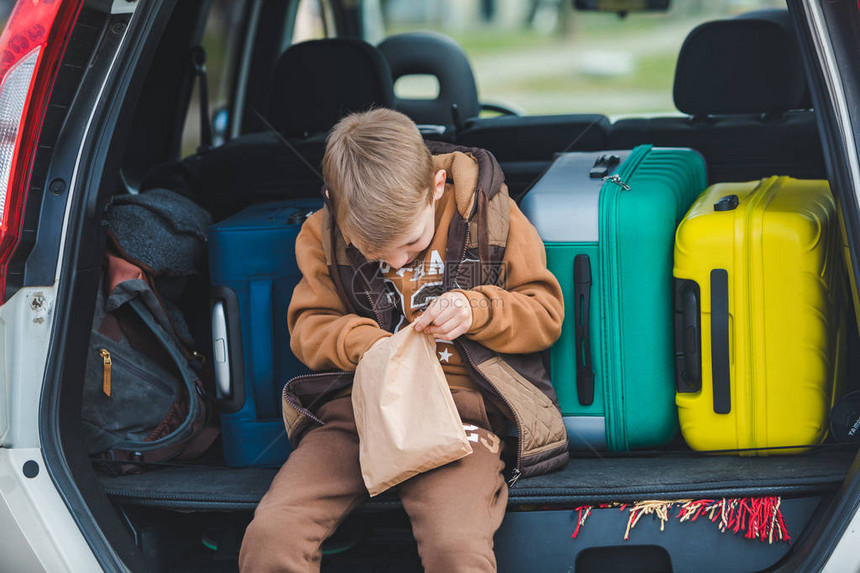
left=0, top=0, right=83, bottom=302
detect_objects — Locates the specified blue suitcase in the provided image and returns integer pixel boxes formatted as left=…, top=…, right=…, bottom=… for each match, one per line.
left=208, top=199, right=322, bottom=467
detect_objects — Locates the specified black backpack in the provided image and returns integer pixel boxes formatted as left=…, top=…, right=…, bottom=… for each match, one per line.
left=82, top=189, right=218, bottom=473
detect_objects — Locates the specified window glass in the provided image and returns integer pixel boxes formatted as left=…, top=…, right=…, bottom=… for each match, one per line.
left=293, top=0, right=329, bottom=44
left=181, top=0, right=244, bottom=157
left=381, top=0, right=789, bottom=118
left=394, top=74, right=441, bottom=99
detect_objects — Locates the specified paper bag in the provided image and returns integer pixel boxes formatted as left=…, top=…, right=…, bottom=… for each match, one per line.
left=352, top=322, right=473, bottom=496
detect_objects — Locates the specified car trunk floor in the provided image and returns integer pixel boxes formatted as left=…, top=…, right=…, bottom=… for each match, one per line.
left=98, top=447, right=857, bottom=511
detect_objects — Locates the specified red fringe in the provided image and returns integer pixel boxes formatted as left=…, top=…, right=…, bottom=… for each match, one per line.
left=570, top=497, right=791, bottom=544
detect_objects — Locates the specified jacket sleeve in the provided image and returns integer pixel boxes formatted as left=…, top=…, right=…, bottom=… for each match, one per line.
left=454, top=198, right=564, bottom=354
left=287, top=211, right=391, bottom=371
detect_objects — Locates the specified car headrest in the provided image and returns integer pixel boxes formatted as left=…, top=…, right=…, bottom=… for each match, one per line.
left=673, top=17, right=807, bottom=116
left=378, top=32, right=480, bottom=125
left=734, top=9, right=812, bottom=109
left=268, top=39, right=395, bottom=138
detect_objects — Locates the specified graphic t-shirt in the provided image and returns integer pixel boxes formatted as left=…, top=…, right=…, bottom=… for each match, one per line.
left=379, top=185, right=478, bottom=391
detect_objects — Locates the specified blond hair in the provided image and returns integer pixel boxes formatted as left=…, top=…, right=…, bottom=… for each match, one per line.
left=322, top=108, right=435, bottom=255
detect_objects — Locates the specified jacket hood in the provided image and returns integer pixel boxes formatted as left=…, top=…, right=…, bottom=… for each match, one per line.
left=425, top=140, right=506, bottom=221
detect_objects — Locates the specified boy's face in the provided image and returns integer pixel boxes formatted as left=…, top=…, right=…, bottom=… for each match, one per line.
left=358, top=169, right=446, bottom=270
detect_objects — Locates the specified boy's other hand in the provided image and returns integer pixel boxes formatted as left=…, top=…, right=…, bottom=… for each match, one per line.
left=414, top=291, right=472, bottom=341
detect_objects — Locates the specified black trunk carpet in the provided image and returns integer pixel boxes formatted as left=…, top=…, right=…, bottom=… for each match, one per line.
left=99, top=448, right=857, bottom=510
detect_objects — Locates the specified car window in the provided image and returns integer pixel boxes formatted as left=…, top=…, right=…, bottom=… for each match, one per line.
left=379, top=0, right=791, bottom=119
left=180, top=0, right=245, bottom=157
left=291, top=0, right=333, bottom=44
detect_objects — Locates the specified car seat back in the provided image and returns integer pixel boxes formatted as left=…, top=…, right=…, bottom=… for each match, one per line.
left=154, top=38, right=395, bottom=221
left=378, top=31, right=480, bottom=132
left=610, top=12, right=825, bottom=184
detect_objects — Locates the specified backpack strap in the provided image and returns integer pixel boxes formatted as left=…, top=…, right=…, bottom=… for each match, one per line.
left=319, top=187, right=361, bottom=317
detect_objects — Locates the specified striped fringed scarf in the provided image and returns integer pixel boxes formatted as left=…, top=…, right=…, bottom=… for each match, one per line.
left=570, top=497, right=790, bottom=543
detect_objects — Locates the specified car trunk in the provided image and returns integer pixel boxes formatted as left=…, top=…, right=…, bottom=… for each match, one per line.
left=37, top=0, right=860, bottom=571
left=86, top=141, right=860, bottom=568
left=94, top=453, right=855, bottom=571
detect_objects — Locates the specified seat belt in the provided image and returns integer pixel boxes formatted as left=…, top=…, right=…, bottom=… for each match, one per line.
left=191, top=46, right=213, bottom=154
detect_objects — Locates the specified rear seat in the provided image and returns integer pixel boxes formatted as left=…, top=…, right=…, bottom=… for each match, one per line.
left=460, top=114, right=611, bottom=200
left=266, top=38, right=394, bottom=159
left=376, top=31, right=609, bottom=199
left=733, top=8, right=811, bottom=110
left=145, top=38, right=395, bottom=222
left=609, top=12, right=825, bottom=184
left=378, top=31, right=481, bottom=138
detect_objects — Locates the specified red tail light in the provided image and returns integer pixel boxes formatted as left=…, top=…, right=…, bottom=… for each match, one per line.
left=0, top=0, right=83, bottom=302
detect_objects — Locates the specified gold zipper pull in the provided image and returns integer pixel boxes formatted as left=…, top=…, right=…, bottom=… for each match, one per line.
left=192, top=350, right=206, bottom=367
left=99, top=349, right=112, bottom=397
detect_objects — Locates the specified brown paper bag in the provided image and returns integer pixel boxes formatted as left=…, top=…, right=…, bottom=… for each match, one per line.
left=352, top=322, right=473, bottom=496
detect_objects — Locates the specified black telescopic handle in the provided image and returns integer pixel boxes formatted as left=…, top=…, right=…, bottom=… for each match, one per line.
left=710, top=269, right=731, bottom=414
left=674, top=279, right=702, bottom=393
left=574, top=254, right=595, bottom=406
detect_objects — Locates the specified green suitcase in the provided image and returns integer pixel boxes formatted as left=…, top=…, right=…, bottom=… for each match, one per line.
left=520, top=145, right=707, bottom=450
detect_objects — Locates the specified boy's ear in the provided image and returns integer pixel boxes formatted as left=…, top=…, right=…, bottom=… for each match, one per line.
left=433, top=169, right=446, bottom=200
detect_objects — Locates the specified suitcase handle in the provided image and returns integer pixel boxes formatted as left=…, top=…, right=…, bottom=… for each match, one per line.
left=673, top=279, right=702, bottom=393
left=710, top=269, right=732, bottom=414
left=211, top=286, right=245, bottom=414
left=574, top=255, right=595, bottom=406
left=286, top=208, right=315, bottom=225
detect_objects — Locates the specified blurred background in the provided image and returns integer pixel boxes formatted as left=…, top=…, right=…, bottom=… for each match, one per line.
left=375, top=0, right=785, bottom=117
left=0, top=0, right=789, bottom=157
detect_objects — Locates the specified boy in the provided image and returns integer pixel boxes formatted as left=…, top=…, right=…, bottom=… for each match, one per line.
left=239, top=108, right=568, bottom=572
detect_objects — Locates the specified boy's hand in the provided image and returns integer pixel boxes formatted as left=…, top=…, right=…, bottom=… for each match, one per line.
left=413, top=291, right=472, bottom=341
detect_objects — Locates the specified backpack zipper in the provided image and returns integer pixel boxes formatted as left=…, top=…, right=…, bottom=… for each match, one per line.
left=100, top=349, right=112, bottom=397
left=103, top=350, right=175, bottom=395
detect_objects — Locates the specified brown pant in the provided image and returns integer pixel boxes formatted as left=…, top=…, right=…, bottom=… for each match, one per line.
left=239, top=390, right=508, bottom=573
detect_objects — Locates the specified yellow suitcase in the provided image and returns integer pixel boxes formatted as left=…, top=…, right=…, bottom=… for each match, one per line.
left=673, top=177, right=846, bottom=454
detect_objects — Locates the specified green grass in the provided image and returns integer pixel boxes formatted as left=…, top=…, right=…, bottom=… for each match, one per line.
left=503, top=52, right=677, bottom=94
left=453, top=30, right=556, bottom=55
left=385, top=14, right=696, bottom=116
left=386, top=25, right=557, bottom=56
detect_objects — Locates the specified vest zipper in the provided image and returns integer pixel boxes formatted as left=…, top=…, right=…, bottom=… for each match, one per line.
left=455, top=340, right=523, bottom=481
left=461, top=220, right=470, bottom=263
left=100, top=349, right=112, bottom=397
left=455, top=213, right=523, bottom=482
left=448, top=219, right=471, bottom=289
left=281, top=371, right=343, bottom=427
